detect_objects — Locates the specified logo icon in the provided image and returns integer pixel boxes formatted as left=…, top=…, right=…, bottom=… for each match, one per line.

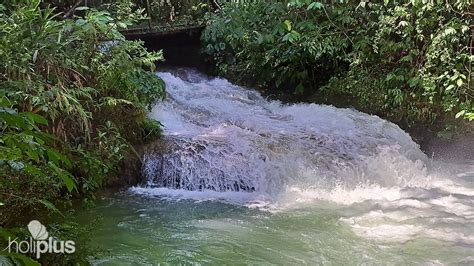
left=27, top=220, right=48, bottom=240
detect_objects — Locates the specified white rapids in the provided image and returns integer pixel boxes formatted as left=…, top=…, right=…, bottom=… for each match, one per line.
left=135, top=69, right=473, bottom=251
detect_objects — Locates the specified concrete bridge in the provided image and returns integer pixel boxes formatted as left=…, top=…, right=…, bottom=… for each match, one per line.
left=121, top=23, right=205, bottom=39
left=123, top=22, right=209, bottom=71
left=113, top=0, right=216, bottom=71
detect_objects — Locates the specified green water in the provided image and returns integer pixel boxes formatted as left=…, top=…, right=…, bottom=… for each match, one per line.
left=74, top=190, right=472, bottom=265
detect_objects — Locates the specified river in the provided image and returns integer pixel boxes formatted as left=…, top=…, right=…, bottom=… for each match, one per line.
left=75, top=69, right=474, bottom=264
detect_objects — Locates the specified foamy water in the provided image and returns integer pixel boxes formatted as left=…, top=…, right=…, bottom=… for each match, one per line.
left=127, top=69, right=474, bottom=260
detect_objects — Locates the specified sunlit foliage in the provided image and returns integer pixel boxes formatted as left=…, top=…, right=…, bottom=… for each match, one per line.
left=0, top=0, right=165, bottom=227
left=203, top=0, right=473, bottom=125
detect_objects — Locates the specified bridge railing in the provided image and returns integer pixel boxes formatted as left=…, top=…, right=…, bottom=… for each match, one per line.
left=140, top=0, right=209, bottom=29
left=82, top=0, right=209, bottom=31
left=85, top=0, right=278, bottom=35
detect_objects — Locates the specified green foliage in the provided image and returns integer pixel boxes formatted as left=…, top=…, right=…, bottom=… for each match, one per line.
left=203, top=1, right=351, bottom=91
left=203, top=0, right=473, bottom=125
left=0, top=0, right=165, bottom=227
left=0, top=91, right=75, bottom=222
left=149, top=0, right=210, bottom=26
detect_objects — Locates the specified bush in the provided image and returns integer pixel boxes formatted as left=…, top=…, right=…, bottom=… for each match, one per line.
left=202, top=0, right=473, bottom=125
left=0, top=0, right=165, bottom=225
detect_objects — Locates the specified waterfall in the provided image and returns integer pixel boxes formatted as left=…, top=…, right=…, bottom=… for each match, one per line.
left=130, top=68, right=473, bottom=247
left=142, top=69, right=428, bottom=195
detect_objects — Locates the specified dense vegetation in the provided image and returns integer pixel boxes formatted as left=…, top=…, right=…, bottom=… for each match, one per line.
left=203, top=0, right=473, bottom=128
left=1, top=0, right=472, bottom=263
left=0, top=0, right=165, bottom=263
left=147, top=0, right=210, bottom=26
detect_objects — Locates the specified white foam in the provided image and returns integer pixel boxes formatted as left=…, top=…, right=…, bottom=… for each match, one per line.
left=130, top=187, right=273, bottom=207
left=342, top=216, right=474, bottom=244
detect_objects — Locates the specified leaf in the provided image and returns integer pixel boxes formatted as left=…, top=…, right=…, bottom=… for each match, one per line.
left=467, top=113, right=474, bottom=121
left=49, top=162, right=76, bottom=192
left=58, top=171, right=75, bottom=192
left=408, top=78, right=419, bottom=88
left=8, top=161, right=24, bottom=171
left=385, top=73, right=395, bottom=81
left=32, top=50, right=38, bottom=63
left=23, top=164, right=45, bottom=177
left=38, top=199, right=64, bottom=217
left=117, top=22, right=127, bottom=29
left=398, top=21, right=408, bottom=27
left=47, top=148, right=71, bottom=167
left=283, top=20, right=292, bottom=32
left=455, top=110, right=465, bottom=118
left=0, top=112, right=29, bottom=130
left=75, top=6, right=89, bottom=11
left=75, top=18, right=87, bottom=26
left=444, top=27, right=456, bottom=35
left=401, top=54, right=413, bottom=62
left=23, top=113, right=48, bottom=125
left=25, top=149, right=39, bottom=162
left=57, top=29, right=62, bottom=44
left=456, top=79, right=463, bottom=87
left=0, top=227, right=19, bottom=240
left=307, top=2, right=323, bottom=10
left=295, top=83, right=305, bottom=94
left=0, top=252, right=41, bottom=266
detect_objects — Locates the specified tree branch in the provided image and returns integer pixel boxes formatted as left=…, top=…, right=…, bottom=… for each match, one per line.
left=209, top=0, right=221, bottom=11
left=62, top=0, right=83, bottom=19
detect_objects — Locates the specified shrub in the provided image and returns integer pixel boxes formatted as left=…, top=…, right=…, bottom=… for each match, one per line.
left=203, top=0, right=473, bottom=125
left=0, top=0, right=165, bottom=225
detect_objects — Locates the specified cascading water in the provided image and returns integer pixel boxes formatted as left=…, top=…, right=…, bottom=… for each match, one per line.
left=75, top=69, right=473, bottom=264
left=143, top=69, right=428, bottom=194
left=138, top=69, right=473, bottom=246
